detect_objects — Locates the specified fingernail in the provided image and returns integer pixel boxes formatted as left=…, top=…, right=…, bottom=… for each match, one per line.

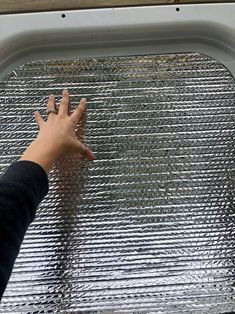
left=63, top=89, right=69, bottom=96
left=81, top=98, right=87, bottom=103
left=49, top=94, right=54, bottom=99
left=87, top=150, right=95, bottom=161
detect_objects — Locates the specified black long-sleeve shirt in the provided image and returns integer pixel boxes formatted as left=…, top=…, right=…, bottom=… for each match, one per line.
left=0, top=161, right=48, bottom=299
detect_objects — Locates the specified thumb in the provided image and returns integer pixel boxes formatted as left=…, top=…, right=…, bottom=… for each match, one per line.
left=72, top=140, right=94, bottom=161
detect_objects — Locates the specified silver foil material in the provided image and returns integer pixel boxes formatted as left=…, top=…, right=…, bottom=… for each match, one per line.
left=0, top=53, right=234, bottom=313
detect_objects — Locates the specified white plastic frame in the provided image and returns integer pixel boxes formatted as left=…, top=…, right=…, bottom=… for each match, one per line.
left=0, top=3, right=235, bottom=79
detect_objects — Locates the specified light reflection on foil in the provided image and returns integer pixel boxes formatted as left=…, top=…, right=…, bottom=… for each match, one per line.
left=0, top=53, right=234, bottom=313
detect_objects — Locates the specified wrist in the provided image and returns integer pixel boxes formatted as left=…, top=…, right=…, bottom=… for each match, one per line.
left=20, top=139, right=62, bottom=173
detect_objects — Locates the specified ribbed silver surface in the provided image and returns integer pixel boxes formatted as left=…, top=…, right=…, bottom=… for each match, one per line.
left=0, top=53, right=234, bottom=313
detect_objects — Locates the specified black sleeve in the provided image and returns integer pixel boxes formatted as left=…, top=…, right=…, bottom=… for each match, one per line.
left=0, top=160, right=49, bottom=299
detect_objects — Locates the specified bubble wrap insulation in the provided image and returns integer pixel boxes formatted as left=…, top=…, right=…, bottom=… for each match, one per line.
left=0, top=53, right=234, bottom=313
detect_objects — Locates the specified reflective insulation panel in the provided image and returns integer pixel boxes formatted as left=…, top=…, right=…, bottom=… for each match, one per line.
left=0, top=53, right=234, bottom=313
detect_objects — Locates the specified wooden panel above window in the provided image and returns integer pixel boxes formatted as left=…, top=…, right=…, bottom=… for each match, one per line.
left=0, top=0, right=234, bottom=14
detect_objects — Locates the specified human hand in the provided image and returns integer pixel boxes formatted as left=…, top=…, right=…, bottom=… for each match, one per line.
left=20, top=90, right=94, bottom=173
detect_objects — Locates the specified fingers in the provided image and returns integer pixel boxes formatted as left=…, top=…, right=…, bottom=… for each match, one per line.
left=70, top=98, right=87, bottom=125
left=59, top=89, right=70, bottom=116
left=73, top=140, right=95, bottom=161
left=34, top=111, right=45, bottom=128
left=68, top=91, right=71, bottom=115
left=47, top=94, right=57, bottom=116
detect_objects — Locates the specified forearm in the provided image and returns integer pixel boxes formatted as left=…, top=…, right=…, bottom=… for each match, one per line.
left=0, top=161, right=48, bottom=299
